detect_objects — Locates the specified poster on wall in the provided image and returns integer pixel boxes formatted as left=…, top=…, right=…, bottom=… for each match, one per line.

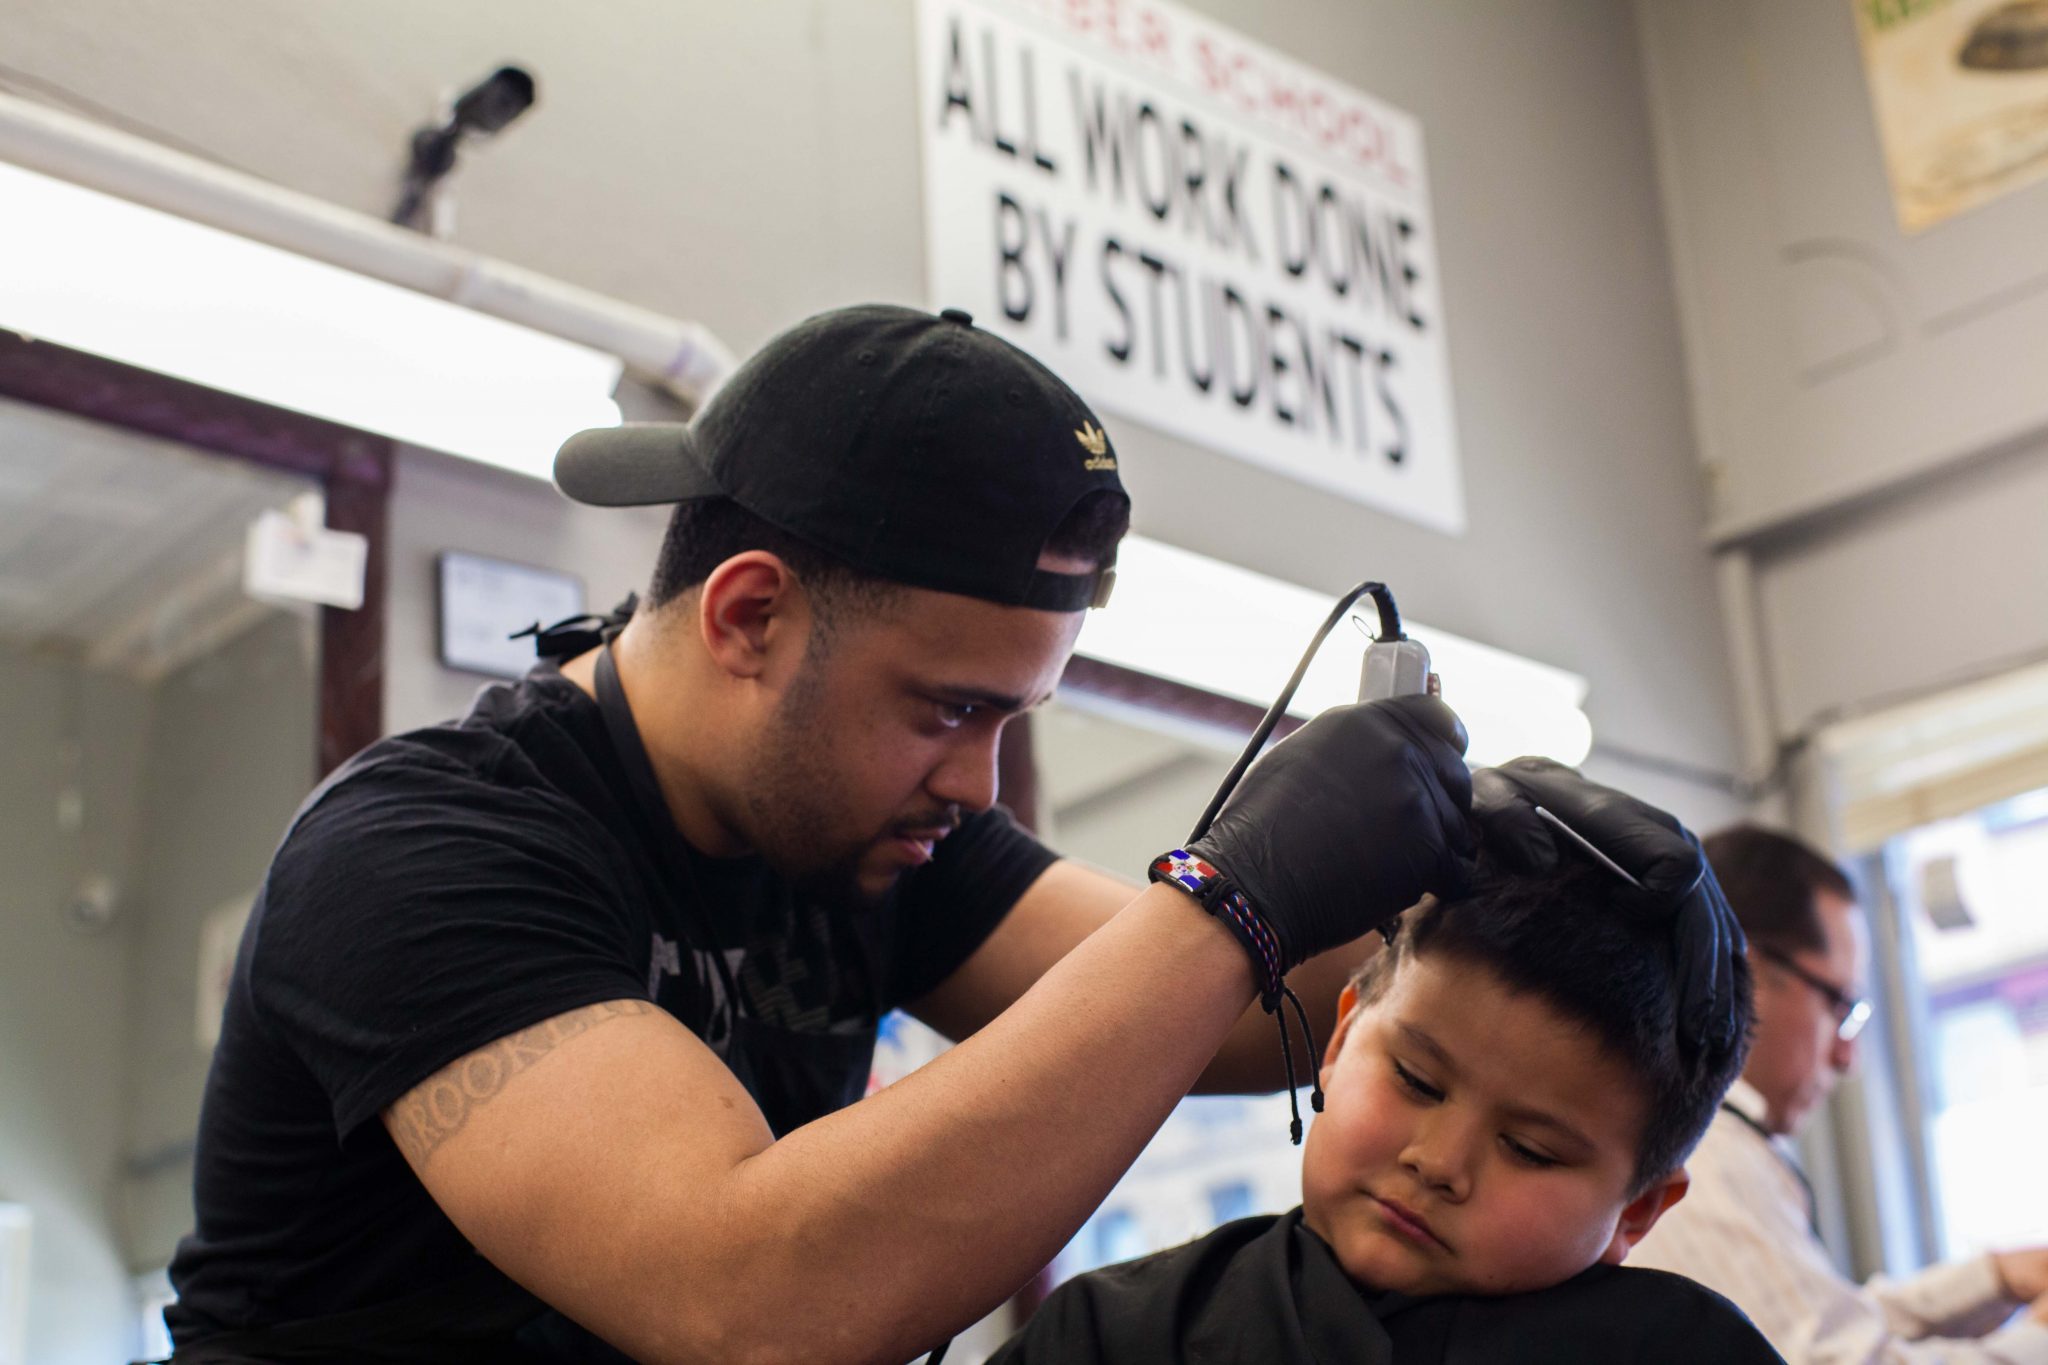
left=916, top=0, right=1465, bottom=534
left=1854, top=0, right=2048, bottom=233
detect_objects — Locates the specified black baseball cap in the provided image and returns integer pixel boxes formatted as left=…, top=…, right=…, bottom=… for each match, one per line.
left=555, top=304, right=1127, bottom=611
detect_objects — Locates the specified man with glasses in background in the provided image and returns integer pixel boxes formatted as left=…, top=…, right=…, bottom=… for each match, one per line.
left=1631, top=824, right=2048, bottom=1362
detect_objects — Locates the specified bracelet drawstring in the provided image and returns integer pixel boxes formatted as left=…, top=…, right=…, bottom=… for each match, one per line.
left=1266, top=979, right=1325, bottom=1144
left=1149, top=850, right=1330, bottom=1146
left=1270, top=985, right=1300, bottom=1142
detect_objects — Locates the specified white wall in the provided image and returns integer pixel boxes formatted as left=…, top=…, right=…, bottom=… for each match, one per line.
left=1750, top=439, right=2048, bottom=739
left=118, top=612, right=318, bottom=1271
left=1638, top=0, right=2048, bottom=753
left=383, top=445, right=671, bottom=733
left=0, top=648, right=150, bottom=1365
left=4, top=0, right=1744, bottom=812
left=0, top=617, right=315, bottom=1364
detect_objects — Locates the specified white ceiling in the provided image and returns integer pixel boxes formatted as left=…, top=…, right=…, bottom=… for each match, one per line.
left=0, top=397, right=312, bottom=678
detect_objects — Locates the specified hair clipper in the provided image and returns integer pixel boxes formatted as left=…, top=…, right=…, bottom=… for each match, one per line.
left=1359, top=634, right=1432, bottom=701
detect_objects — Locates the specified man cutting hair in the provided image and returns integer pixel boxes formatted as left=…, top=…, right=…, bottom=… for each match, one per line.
left=164, top=304, right=1715, bottom=1364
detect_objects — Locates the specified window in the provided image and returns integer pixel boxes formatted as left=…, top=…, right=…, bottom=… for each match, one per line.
left=1206, top=1180, right=1256, bottom=1225
left=1883, top=785, right=2048, bottom=1259
left=1093, top=1208, right=1147, bottom=1267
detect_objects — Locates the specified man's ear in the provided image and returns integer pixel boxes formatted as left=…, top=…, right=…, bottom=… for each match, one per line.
left=697, top=552, right=804, bottom=680
left=1599, top=1168, right=1689, bottom=1265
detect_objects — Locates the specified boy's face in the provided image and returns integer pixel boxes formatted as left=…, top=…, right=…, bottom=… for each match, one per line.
left=1301, top=948, right=1687, bottom=1298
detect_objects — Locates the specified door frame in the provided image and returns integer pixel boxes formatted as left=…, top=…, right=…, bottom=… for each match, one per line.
left=0, top=331, right=394, bottom=775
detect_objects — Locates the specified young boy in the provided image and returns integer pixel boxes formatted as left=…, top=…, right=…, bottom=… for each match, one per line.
left=991, top=857, right=1783, bottom=1363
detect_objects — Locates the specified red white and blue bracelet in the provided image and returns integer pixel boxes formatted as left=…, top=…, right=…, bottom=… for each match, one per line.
left=1148, top=849, right=1285, bottom=1004
left=1148, top=847, right=1325, bottom=1143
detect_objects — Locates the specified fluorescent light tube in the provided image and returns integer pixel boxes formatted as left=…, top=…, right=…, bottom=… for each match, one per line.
left=1077, top=536, right=1593, bottom=767
left=0, top=161, right=621, bottom=479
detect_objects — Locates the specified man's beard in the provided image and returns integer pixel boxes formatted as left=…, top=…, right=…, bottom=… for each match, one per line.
left=746, top=731, right=871, bottom=909
left=742, top=657, right=937, bottom=912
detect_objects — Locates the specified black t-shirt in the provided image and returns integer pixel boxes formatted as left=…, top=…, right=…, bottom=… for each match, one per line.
left=165, top=667, right=1055, bottom=1359
left=992, top=1208, right=1785, bottom=1365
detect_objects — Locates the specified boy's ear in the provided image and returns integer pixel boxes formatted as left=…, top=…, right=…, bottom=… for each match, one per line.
left=1598, top=1169, right=1689, bottom=1265
left=1319, top=982, right=1363, bottom=1085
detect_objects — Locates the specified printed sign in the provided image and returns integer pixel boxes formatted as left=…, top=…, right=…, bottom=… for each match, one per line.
left=917, top=0, right=1465, bottom=533
left=436, top=551, right=585, bottom=680
left=243, top=496, right=367, bottom=610
left=1855, top=0, right=2048, bottom=232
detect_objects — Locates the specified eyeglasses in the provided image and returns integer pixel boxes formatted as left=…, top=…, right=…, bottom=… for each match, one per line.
left=1757, top=945, right=1872, bottom=1042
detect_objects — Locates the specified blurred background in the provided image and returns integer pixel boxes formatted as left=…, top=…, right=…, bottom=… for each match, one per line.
left=2, top=1, right=2047, bottom=1359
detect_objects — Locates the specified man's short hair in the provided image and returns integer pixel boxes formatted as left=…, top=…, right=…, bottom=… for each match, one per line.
left=644, top=490, right=1130, bottom=622
left=1352, top=858, right=1754, bottom=1195
left=1701, top=824, right=1854, bottom=957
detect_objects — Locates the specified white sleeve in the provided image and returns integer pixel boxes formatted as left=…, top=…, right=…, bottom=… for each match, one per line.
left=1628, top=1115, right=2048, bottom=1365
left=1867, top=1256, right=2031, bottom=1342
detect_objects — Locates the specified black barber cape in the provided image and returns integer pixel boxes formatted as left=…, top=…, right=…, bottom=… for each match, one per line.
left=166, top=660, right=1055, bottom=1362
left=992, top=1209, right=1785, bottom=1365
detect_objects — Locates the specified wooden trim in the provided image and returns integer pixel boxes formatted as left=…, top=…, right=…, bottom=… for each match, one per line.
left=1059, top=653, right=1303, bottom=743
left=995, top=712, right=1040, bottom=834
left=0, top=332, right=394, bottom=775
left=318, top=466, right=390, bottom=775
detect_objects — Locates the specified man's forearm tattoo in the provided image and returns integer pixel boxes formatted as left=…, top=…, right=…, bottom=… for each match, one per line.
left=388, top=998, right=653, bottom=1165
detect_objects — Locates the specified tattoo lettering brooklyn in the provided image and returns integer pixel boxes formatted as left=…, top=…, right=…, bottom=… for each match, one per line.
left=389, top=998, right=653, bottom=1164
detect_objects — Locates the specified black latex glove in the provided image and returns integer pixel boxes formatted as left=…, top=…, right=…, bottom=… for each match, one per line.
left=1186, top=695, right=1475, bottom=975
left=1471, top=757, right=1746, bottom=1061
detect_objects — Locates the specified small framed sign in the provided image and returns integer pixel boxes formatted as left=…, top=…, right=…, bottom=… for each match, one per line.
left=437, top=551, right=585, bottom=679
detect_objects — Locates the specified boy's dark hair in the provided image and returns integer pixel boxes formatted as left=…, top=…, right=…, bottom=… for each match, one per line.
left=644, top=490, right=1130, bottom=627
left=1352, top=858, right=1753, bottom=1195
left=1702, top=823, right=1854, bottom=957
